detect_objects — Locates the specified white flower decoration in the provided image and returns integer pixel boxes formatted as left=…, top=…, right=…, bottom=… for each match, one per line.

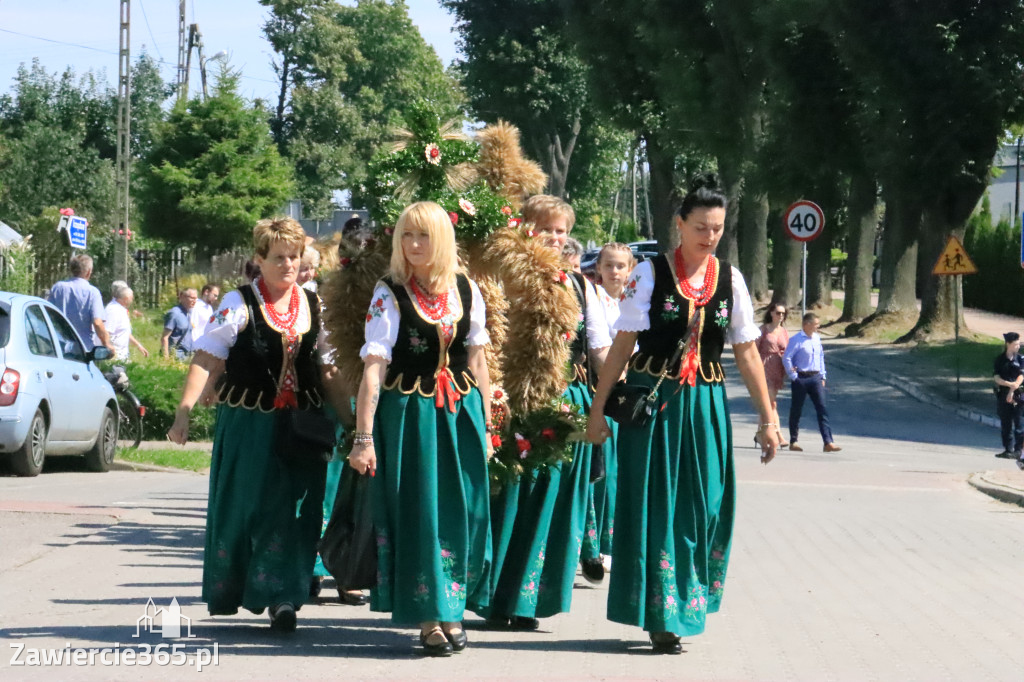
left=458, top=198, right=476, bottom=216
left=425, top=143, right=441, bottom=165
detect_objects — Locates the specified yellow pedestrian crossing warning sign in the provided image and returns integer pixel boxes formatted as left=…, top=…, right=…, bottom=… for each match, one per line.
left=932, top=236, right=977, bottom=276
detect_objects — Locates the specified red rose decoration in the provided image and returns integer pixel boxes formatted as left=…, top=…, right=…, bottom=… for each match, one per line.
left=365, top=314, right=372, bottom=322
left=449, top=212, right=459, bottom=225
left=558, top=271, right=568, bottom=284
left=501, top=206, right=513, bottom=216
left=508, top=217, right=522, bottom=229
left=340, top=257, right=351, bottom=268
left=493, top=389, right=504, bottom=400
left=541, top=427, right=556, bottom=440
left=375, top=298, right=383, bottom=307
left=490, top=434, right=502, bottom=448
left=59, top=207, right=74, bottom=216
left=516, top=438, right=532, bottom=453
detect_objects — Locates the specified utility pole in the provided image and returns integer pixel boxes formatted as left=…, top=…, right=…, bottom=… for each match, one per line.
left=115, top=0, right=131, bottom=281
left=176, top=0, right=187, bottom=99
left=181, top=24, right=210, bottom=101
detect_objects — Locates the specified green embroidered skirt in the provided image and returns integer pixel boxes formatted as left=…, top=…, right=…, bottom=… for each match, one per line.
left=314, top=405, right=348, bottom=578
left=480, top=379, right=593, bottom=619
left=370, top=386, right=492, bottom=625
left=202, top=404, right=328, bottom=616
left=582, top=417, right=618, bottom=561
left=607, top=372, right=735, bottom=636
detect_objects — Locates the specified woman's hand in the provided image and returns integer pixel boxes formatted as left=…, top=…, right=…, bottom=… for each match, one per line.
left=348, top=442, right=377, bottom=476
left=585, top=415, right=612, bottom=445
left=759, top=424, right=781, bottom=464
left=167, top=406, right=191, bottom=445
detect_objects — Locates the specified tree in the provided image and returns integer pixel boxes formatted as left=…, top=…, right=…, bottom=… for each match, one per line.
left=141, top=72, right=295, bottom=253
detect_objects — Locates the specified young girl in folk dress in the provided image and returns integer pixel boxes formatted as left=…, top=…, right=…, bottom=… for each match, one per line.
left=347, top=201, right=493, bottom=657
left=587, top=181, right=779, bottom=654
left=755, top=303, right=791, bottom=447
left=579, top=243, right=636, bottom=581
left=483, top=195, right=611, bottom=628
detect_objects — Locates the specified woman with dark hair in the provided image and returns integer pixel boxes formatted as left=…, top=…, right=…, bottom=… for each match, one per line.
left=587, top=178, right=779, bottom=654
left=993, top=331, right=1024, bottom=466
left=755, top=302, right=790, bottom=447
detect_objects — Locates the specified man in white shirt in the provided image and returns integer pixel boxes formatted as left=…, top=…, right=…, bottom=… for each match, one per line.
left=98, top=287, right=149, bottom=361
left=188, top=283, right=220, bottom=347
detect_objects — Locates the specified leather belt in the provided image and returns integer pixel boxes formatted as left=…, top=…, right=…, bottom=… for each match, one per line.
left=797, top=370, right=820, bottom=378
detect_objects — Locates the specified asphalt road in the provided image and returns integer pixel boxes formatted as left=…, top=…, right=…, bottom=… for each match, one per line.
left=1, top=362, right=1022, bottom=681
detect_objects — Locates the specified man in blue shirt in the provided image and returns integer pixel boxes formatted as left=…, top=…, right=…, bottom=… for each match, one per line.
left=47, top=255, right=113, bottom=353
left=782, top=312, right=841, bottom=452
left=161, top=288, right=197, bottom=360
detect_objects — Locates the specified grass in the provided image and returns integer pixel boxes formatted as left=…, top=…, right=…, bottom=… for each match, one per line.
left=116, top=446, right=212, bottom=472
left=912, top=338, right=1004, bottom=379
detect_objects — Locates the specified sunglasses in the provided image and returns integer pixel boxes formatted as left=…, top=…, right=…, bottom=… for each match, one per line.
left=772, top=309, right=786, bottom=316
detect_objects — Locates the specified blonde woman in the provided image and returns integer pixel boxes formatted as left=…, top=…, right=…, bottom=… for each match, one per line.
left=347, top=201, right=492, bottom=657
left=168, top=218, right=329, bottom=632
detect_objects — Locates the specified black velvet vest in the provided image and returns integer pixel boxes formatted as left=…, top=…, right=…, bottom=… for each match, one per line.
left=217, top=283, right=324, bottom=411
left=382, top=274, right=476, bottom=396
left=630, top=254, right=733, bottom=383
left=567, top=271, right=590, bottom=384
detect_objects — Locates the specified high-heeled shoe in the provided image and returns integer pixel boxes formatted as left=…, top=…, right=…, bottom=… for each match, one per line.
left=419, top=626, right=454, bottom=657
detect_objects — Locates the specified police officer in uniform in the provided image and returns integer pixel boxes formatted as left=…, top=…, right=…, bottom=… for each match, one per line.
left=993, top=331, right=1024, bottom=465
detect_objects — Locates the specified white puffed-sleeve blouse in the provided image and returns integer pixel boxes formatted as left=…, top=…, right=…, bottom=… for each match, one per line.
left=614, top=260, right=761, bottom=346
left=360, top=278, right=490, bottom=361
left=194, top=284, right=315, bottom=360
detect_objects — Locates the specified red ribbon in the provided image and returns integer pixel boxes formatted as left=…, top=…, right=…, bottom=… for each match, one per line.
left=679, top=346, right=699, bottom=388
left=435, top=367, right=460, bottom=413
left=273, top=389, right=298, bottom=410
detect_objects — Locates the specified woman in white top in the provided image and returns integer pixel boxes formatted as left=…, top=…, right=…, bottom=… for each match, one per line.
left=346, top=201, right=492, bottom=657
left=587, top=179, right=779, bottom=654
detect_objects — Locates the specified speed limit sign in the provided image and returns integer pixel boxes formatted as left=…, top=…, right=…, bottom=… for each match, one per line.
left=784, top=201, right=825, bottom=242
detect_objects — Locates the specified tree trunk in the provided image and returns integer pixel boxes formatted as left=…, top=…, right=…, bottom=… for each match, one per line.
left=739, top=189, right=769, bottom=301
left=839, top=173, right=879, bottom=322
left=547, top=115, right=581, bottom=199
left=769, top=206, right=801, bottom=308
left=875, top=191, right=919, bottom=315
left=806, top=223, right=833, bottom=309
left=901, top=181, right=986, bottom=341
left=645, top=133, right=677, bottom=251
left=717, top=161, right=742, bottom=265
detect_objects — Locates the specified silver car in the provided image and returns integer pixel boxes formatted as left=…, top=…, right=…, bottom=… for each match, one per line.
left=0, top=292, right=118, bottom=476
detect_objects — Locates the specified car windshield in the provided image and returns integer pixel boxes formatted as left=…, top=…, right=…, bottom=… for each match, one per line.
left=0, top=307, right=9, bottom=348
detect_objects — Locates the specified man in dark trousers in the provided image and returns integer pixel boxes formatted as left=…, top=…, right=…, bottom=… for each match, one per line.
left=992, top=331, right=1024, bottom=467
left=783, top=312, right=842, bottom=453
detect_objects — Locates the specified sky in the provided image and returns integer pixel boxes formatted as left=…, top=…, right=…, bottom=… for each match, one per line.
left=0, top=0, right=461, bottom=101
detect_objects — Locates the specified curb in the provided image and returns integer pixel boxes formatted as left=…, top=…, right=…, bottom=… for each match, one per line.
left=110, top=459, right=206, bottom=474
left=967, top=472, right=1024, bottom=508
left=826, top=352, right=1000, bottom=429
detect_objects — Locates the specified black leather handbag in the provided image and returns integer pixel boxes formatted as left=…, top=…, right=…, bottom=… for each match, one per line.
left=604, top=309, right=701, bottom=428
left=275, top=408, right=336, bottom=463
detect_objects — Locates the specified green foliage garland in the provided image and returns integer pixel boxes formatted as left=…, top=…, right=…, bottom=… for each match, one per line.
left=488, top=398, right=588, bottom=492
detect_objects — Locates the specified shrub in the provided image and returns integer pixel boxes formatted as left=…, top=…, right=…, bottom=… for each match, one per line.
left=963, top=194, right=1024, bottom=316
left=126, top=362, right=216, bottom=441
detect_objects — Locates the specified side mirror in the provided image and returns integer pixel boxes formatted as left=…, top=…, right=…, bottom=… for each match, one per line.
left=91, top=346, right=112, bottom=362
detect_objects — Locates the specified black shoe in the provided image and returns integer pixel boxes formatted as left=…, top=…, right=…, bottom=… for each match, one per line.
left=509, top=616, right=540, bottom=631
left=650, top=632, right=682, bottom=655
left=443, top=625, right=468, bottom=652
left=338, top=590, right=368, bottom=606
left=581, top=557, right=605, bottom=584
left=1014, top=450, right=1022, bottom=460
left=309, top=577, right=322, bottom=600
left=1017, top=458, right=1024, bottom=471
left=269, top=603, right=297, bottom=633
left=484, top=615, right=510, bottom=629
left=419, top=628, right=454, bottom=657
left=995, top=450, right=1014, bottom=459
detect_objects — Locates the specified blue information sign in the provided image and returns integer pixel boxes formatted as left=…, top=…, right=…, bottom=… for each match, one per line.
left=68, top=216, right=87, bottom=250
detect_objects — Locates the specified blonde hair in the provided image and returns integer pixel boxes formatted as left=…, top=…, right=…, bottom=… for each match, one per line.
left=594, top=242, right=636, bottom=284
left=390, top=201, right=459, bottom=293
left=301, top=244, right=321, bottom=268
left=253, top=217, right=307, bottom=258
left=522, top=194, right=576, bottom=231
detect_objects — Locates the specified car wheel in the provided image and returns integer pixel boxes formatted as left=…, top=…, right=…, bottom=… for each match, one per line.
left=84, top=406, right=117, bottom=473
left=10, top=408, right=47, bottom=477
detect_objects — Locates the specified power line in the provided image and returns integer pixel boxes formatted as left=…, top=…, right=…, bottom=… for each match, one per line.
left=136, top=0, right=165, bottom=63
left=0, top=26, right=278, bottom=86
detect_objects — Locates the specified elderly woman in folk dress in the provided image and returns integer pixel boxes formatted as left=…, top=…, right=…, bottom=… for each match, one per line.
left=347, top=201, right=493, bottom=657
left=168, top=217, right=329, bottom=632
left=587, top=181, right=779, bottom=654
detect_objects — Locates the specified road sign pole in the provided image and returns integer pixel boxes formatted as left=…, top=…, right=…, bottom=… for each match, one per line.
left=955, top=274, right=961, bottom=402
left=801, top=242, right=808, bottom=320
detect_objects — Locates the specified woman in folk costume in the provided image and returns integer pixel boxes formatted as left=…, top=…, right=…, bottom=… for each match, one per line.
left=167, top=217, right=329, bottom=632
left=579, top=243, right=636, bottom=581
left=587, top=179, right=780, bottom=654
left=484, top=195, right=611, bottom=629
left=347, top=201, right=493, bottom=657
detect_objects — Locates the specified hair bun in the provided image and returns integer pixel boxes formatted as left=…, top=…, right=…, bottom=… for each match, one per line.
left=690, top=173, right=720, bottom=193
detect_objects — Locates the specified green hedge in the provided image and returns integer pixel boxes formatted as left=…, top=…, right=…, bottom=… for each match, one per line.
left=963, top=195, right=1024, bottom=316
left=125, top=363, right=216, bottom=441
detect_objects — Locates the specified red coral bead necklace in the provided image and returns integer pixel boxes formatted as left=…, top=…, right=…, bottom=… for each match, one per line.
left=256, top=276, right=300, bottom=331
left=410, top=277, right=450, bottom=320
left=674, top=247, right=716, bottom=307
